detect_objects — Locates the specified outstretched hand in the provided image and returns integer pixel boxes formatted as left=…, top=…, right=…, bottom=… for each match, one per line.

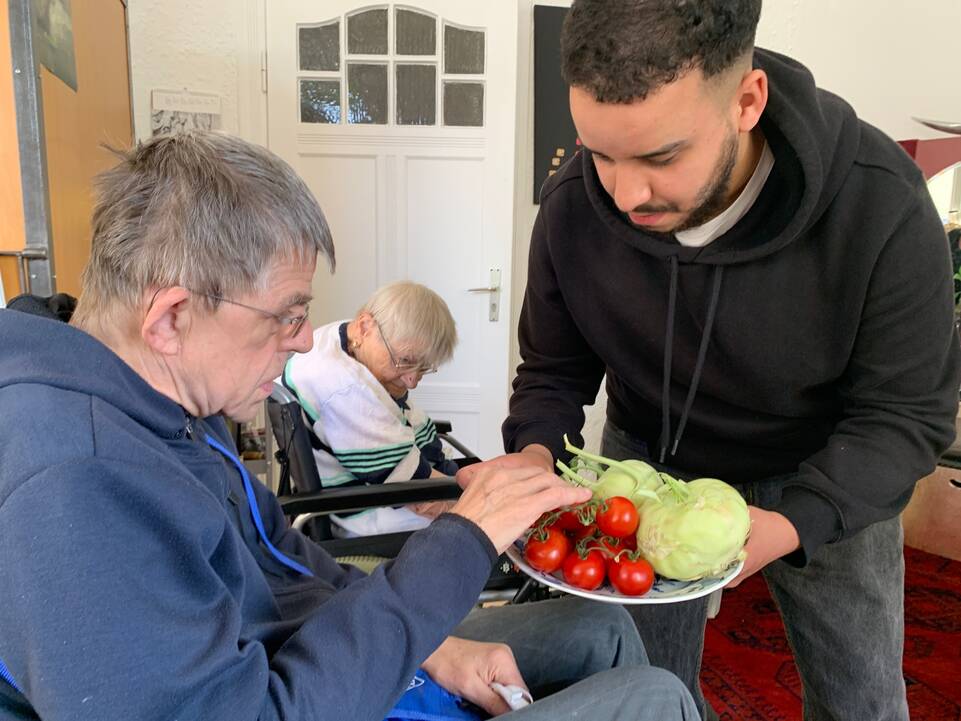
left=422, top=637, right=528, bottom=716
left=450, top=462, right=591, bottom=553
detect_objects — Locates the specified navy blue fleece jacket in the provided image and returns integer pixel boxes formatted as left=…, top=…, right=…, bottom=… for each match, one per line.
left=0, top=309, right=495, bottom=720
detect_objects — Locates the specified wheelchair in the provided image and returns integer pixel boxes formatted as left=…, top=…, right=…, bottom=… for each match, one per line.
left=265, top=383, right=544, bottom=603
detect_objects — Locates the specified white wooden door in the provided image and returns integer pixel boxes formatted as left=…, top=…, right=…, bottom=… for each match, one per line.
left=266, top=1, right=518, bottom=459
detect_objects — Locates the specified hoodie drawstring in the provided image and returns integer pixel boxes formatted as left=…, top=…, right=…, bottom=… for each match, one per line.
left=658, top=260, right=725, bottom=463
left=659, top=257, right=679, bottom=463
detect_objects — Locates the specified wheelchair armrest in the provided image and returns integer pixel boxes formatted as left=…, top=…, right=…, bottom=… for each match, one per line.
left=277, top=478, right=462, bottom=516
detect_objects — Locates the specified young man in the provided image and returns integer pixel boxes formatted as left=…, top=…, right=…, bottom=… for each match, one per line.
left=462, top=2, right=960, bottom=720
left=0, top=132, right=698, bottom=720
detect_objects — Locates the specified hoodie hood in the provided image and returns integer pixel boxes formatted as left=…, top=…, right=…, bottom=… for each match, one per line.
left=576, top=47, right=866, bottom=461
left=0, top=308, right=189, bottom=440
left=583, top=47, right=862, bottom=266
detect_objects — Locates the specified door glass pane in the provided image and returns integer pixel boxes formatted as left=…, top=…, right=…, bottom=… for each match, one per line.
left=347, top=9, right=388, bottom=55
left=444, top=26, right=484, bottom=74
left=396, top=64, right=436, bottom=125
left=347, top=63, right=388, bottom=124
left=299, top=22, right=340, bottom=71
left=443, top=82, right=483, bottom=126
left=300, top=79, right=341, bottom=123
left=396, top=9, right=435, bottom=55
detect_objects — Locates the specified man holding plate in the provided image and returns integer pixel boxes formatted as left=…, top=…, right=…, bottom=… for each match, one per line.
left=462, top=1, right=960, bottom=720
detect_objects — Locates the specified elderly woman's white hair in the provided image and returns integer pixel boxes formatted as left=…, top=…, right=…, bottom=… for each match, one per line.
left=359, top=281, right=457, bottom=371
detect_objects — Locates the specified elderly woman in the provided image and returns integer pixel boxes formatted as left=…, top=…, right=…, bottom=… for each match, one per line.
left=282, top=280, right=460, bottom=536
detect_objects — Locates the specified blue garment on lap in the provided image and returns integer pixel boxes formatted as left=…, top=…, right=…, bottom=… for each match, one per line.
left=386, top=670, right=485, bottom=721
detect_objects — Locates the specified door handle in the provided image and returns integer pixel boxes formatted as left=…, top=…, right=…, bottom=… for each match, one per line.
left=467, top=268, right=501, bottom=321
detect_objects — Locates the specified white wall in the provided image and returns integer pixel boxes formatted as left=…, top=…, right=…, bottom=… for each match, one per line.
left=127, top=0, right=265, bottom=143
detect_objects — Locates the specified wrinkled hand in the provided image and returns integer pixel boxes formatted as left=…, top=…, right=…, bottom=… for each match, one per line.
left=450, top=463, right=591, bottom=553
left=455, top=445, right=554, bottom=487
left=407, top=500, right=456, bottom=519
left=422, top=637, right=528, bottom=717
left=727, top=506, right=801, bottom=588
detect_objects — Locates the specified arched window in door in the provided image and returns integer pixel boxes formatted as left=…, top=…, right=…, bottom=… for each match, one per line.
left=297, top=5, right=485, bottom=128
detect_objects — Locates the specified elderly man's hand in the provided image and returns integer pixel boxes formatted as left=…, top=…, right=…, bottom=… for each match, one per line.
left=455, top=445, right=555, bottom=487
left=450, top=463, right=590, bottom=553
left=422, top=637, right=528, bottom=716
left=406, top=500, right=455, bottom=519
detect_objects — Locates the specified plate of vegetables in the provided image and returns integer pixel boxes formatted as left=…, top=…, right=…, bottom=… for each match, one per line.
left=505, top=437, right=749, bottom=604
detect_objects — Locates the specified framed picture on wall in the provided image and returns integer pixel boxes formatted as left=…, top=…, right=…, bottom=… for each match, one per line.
left=32, top=0, right=78, bottom=91
left=533, top=5, right=578, bottom=203
left=150, top=89, right=222, bottom=136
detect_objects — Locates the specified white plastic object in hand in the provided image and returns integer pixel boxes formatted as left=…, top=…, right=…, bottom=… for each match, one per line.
left=490, top=682, right=533, bottom=710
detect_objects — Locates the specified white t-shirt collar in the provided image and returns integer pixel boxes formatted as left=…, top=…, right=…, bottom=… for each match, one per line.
left=675, top=141, right=775, bottom=248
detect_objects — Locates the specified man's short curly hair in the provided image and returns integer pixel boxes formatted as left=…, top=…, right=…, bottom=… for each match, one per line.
left=561, top=0, right=762, bottom=103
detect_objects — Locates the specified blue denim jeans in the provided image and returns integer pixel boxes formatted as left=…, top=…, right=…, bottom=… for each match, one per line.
left=452, top=596, right=700, bottom=720
left=601, top=421, right=909, bottom=721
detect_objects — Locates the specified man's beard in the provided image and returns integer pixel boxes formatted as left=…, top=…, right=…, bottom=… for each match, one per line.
left=628, top=129, right=739, bottom=237
left=675, top=130, right=739, bottom=232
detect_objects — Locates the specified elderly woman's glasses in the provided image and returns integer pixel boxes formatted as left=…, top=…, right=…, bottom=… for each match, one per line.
left=372, top=317, right=438, bottom=376
left=195, top=293, right=310, bottom=337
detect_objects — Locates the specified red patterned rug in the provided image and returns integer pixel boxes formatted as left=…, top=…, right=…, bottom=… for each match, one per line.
left=702, top=547, right=961, bottom=720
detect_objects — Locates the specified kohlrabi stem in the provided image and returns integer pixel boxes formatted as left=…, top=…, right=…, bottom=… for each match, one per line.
left=572, top=457, right=606, bottom=475
left=563, top=434, right=655, bottom=487
left=555, top=458, right=595, bottom=488
left=560, top=441, right=659, bottom=502
left=657, top=472, right=690, bottom=501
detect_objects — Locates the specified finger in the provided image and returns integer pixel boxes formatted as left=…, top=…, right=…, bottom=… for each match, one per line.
left=492, top=475, right=592, bottom=520
left=471, top=465, right=558, bottom=493
left=455, top=464, right=479, bottom=488
left=468, top=684, right=512, bottom=717
left=726, top=555, right=756, bottom=589
left=490, top=665, right=527, bottom=692
left=528, top=482, right=593, bottom=511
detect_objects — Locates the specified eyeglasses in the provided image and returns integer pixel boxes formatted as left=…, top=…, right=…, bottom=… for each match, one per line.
left=195, top=292, right=310, bottom=338
left=372, top=316, right=437, bottom=376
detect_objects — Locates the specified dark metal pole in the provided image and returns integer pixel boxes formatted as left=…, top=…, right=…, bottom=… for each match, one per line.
left=6, top=0, right=55, bottom=295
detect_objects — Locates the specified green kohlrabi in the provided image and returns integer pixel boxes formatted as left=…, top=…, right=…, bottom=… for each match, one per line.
left=636, top=474, right=750, bottom=581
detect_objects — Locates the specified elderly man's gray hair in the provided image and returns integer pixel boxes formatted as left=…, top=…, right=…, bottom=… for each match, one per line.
left=75, top=131, right=334, bottom=324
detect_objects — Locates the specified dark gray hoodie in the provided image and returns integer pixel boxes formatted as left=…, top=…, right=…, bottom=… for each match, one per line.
left=505, top=48, right=961, bottom=564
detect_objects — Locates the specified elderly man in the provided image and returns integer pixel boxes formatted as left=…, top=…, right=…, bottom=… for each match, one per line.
left=0, top=132, right=697, bottom=721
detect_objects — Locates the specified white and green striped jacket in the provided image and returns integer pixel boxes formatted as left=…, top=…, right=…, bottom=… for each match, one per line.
left=281, top=321, right=453, bottom=536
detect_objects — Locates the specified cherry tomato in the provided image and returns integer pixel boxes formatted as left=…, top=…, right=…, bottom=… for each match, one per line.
left=523, top=527, right=570, bottom=573
left=597, top=496, right=640, bottom=538
left=608, top=556, right=655, bottom=596
left=595, top=496, right=639, bottom=538
left=562, top=549, right=607, bottom=590
left=571, top=522, right=599, bottom=542
left=554, top=507, right=586, bottom=532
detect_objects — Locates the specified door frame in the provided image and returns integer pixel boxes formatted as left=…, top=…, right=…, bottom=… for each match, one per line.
left=237, top=0, right=269, bottom=147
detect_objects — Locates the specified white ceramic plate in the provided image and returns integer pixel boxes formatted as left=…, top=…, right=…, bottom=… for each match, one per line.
left=505, top=540, right=744, bottom=605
